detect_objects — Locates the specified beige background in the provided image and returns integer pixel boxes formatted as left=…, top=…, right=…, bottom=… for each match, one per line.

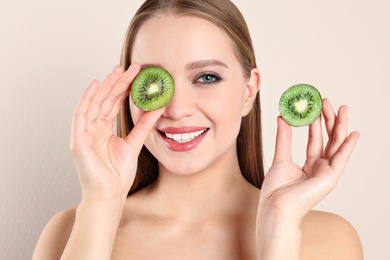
left=1, top=0, right=389, bottom=259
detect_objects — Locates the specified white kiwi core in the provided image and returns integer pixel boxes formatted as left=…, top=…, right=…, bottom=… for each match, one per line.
left=147, top=83, right=160, bottom=95
left=294, top=99, right=308, bottom=113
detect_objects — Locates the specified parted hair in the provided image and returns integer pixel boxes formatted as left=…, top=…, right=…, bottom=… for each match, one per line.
left=117, top=0, right=264, bottom=196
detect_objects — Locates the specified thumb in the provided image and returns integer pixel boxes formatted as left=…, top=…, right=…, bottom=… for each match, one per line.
left=124, top=107, right=166, bottom=155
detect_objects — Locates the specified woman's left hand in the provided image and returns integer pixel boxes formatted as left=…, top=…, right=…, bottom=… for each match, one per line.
left=258, top=98, right=360, bottom=224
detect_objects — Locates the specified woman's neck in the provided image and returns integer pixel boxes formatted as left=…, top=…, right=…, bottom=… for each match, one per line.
left=140, top=145, right=259, bottom=224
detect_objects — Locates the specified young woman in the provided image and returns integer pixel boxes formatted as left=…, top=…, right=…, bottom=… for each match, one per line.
left=33, top=0, right=363, bottom=259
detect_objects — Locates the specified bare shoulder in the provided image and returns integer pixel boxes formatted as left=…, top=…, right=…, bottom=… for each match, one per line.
left=32, top=207, right=76, bottom=260
left=301, top=210, right=364, bottom=260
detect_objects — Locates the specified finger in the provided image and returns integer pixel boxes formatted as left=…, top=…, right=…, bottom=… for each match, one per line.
left=322, top=98, right=336, bottom=137
left=322, top=98, right=336, bottom=155
left=106, top=90, right=130, bottom=122
left=101, top=63, right=141, bottom=121
left=71, top=80, right=100, bottom=139
left=306, top=115, right=323, bottom=159
left=326, top=105, right=349, bottom=159
left=272, top=116, right=293, bottom=164
left=330, top=131, right=360, bottom=173
left=87, top=66, right=124, bottom=122
left=124, top=107, right=166, bottom=155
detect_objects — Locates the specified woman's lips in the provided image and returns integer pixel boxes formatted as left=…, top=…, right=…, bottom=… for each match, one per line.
left=158, top=127, right=209, bottom=152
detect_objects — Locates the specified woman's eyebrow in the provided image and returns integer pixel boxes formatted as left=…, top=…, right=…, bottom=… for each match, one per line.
left=139, top=59, right=229, bottom=71
left=186, top=59, right=229, bottom=70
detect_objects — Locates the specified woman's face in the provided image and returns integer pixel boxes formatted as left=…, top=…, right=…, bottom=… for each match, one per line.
left=130, top=14, right=259, bottom=175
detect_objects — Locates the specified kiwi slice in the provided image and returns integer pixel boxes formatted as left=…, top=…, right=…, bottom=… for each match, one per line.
left=279, top=84, right=323, bottom=127
left=131, top=67, right=175, bottom=111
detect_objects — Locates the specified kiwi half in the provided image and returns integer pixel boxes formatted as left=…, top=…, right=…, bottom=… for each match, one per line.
left=279, top=84, right=323, bottom=127
left=131, top=67, right=175, bottom=111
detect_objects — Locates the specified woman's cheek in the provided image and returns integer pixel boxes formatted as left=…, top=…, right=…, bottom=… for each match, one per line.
left=199, top=87, right=244, bottom=134
left=198, top=86, right=237, bottom=111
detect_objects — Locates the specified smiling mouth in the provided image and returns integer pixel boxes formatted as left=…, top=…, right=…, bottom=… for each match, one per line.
left=160, top=129, right=209, bottom=143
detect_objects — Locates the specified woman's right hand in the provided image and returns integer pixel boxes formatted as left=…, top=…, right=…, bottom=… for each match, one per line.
left=70, top=62, right=165, bottom=203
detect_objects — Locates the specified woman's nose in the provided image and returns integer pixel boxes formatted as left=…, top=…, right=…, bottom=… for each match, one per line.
left=162, top=82, right=195, bottom=120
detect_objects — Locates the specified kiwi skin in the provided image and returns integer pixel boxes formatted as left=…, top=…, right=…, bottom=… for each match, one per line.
left=279, top=84, right=323, bottom=127
left=131, top=67, right=175, bottom=111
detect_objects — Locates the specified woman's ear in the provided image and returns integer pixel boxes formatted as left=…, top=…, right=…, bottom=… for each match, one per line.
left=242, top=68, right=261, bottom=116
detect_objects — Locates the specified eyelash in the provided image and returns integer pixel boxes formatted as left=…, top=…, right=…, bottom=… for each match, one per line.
left=195, top=72, right=223, bottom=84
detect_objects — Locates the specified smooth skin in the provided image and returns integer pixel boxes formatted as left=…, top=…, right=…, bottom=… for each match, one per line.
left=33, top=15, right=363, bottom=259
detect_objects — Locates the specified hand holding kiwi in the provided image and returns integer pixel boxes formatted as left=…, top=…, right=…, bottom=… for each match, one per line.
left=70, top=63, right=165, bottom=202
left=259, top=97, right=360, bottom=224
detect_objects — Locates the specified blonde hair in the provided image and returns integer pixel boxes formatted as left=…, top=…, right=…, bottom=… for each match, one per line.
left=117, top=0, right=264, bottom=195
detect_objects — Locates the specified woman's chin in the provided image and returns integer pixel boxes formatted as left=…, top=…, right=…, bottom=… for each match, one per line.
left=159, top=161, right=210, bottom=177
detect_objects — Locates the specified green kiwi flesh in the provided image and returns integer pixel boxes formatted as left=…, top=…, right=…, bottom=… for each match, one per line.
left=131, top=67, right=175, bottom=111
left=279, top=84, right=323, bottom=127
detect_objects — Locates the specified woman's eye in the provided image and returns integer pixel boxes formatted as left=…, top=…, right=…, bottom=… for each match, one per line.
left=196, top=73, right=222, bottom=84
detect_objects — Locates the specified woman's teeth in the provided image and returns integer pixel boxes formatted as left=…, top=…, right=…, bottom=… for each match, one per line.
left=164, top=129, right=207, bottom=143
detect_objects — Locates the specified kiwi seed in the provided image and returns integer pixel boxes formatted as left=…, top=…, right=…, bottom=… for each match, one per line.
left=131, top=67, right=175, bottom=111
left=279, top=84, right=323, bottom=127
